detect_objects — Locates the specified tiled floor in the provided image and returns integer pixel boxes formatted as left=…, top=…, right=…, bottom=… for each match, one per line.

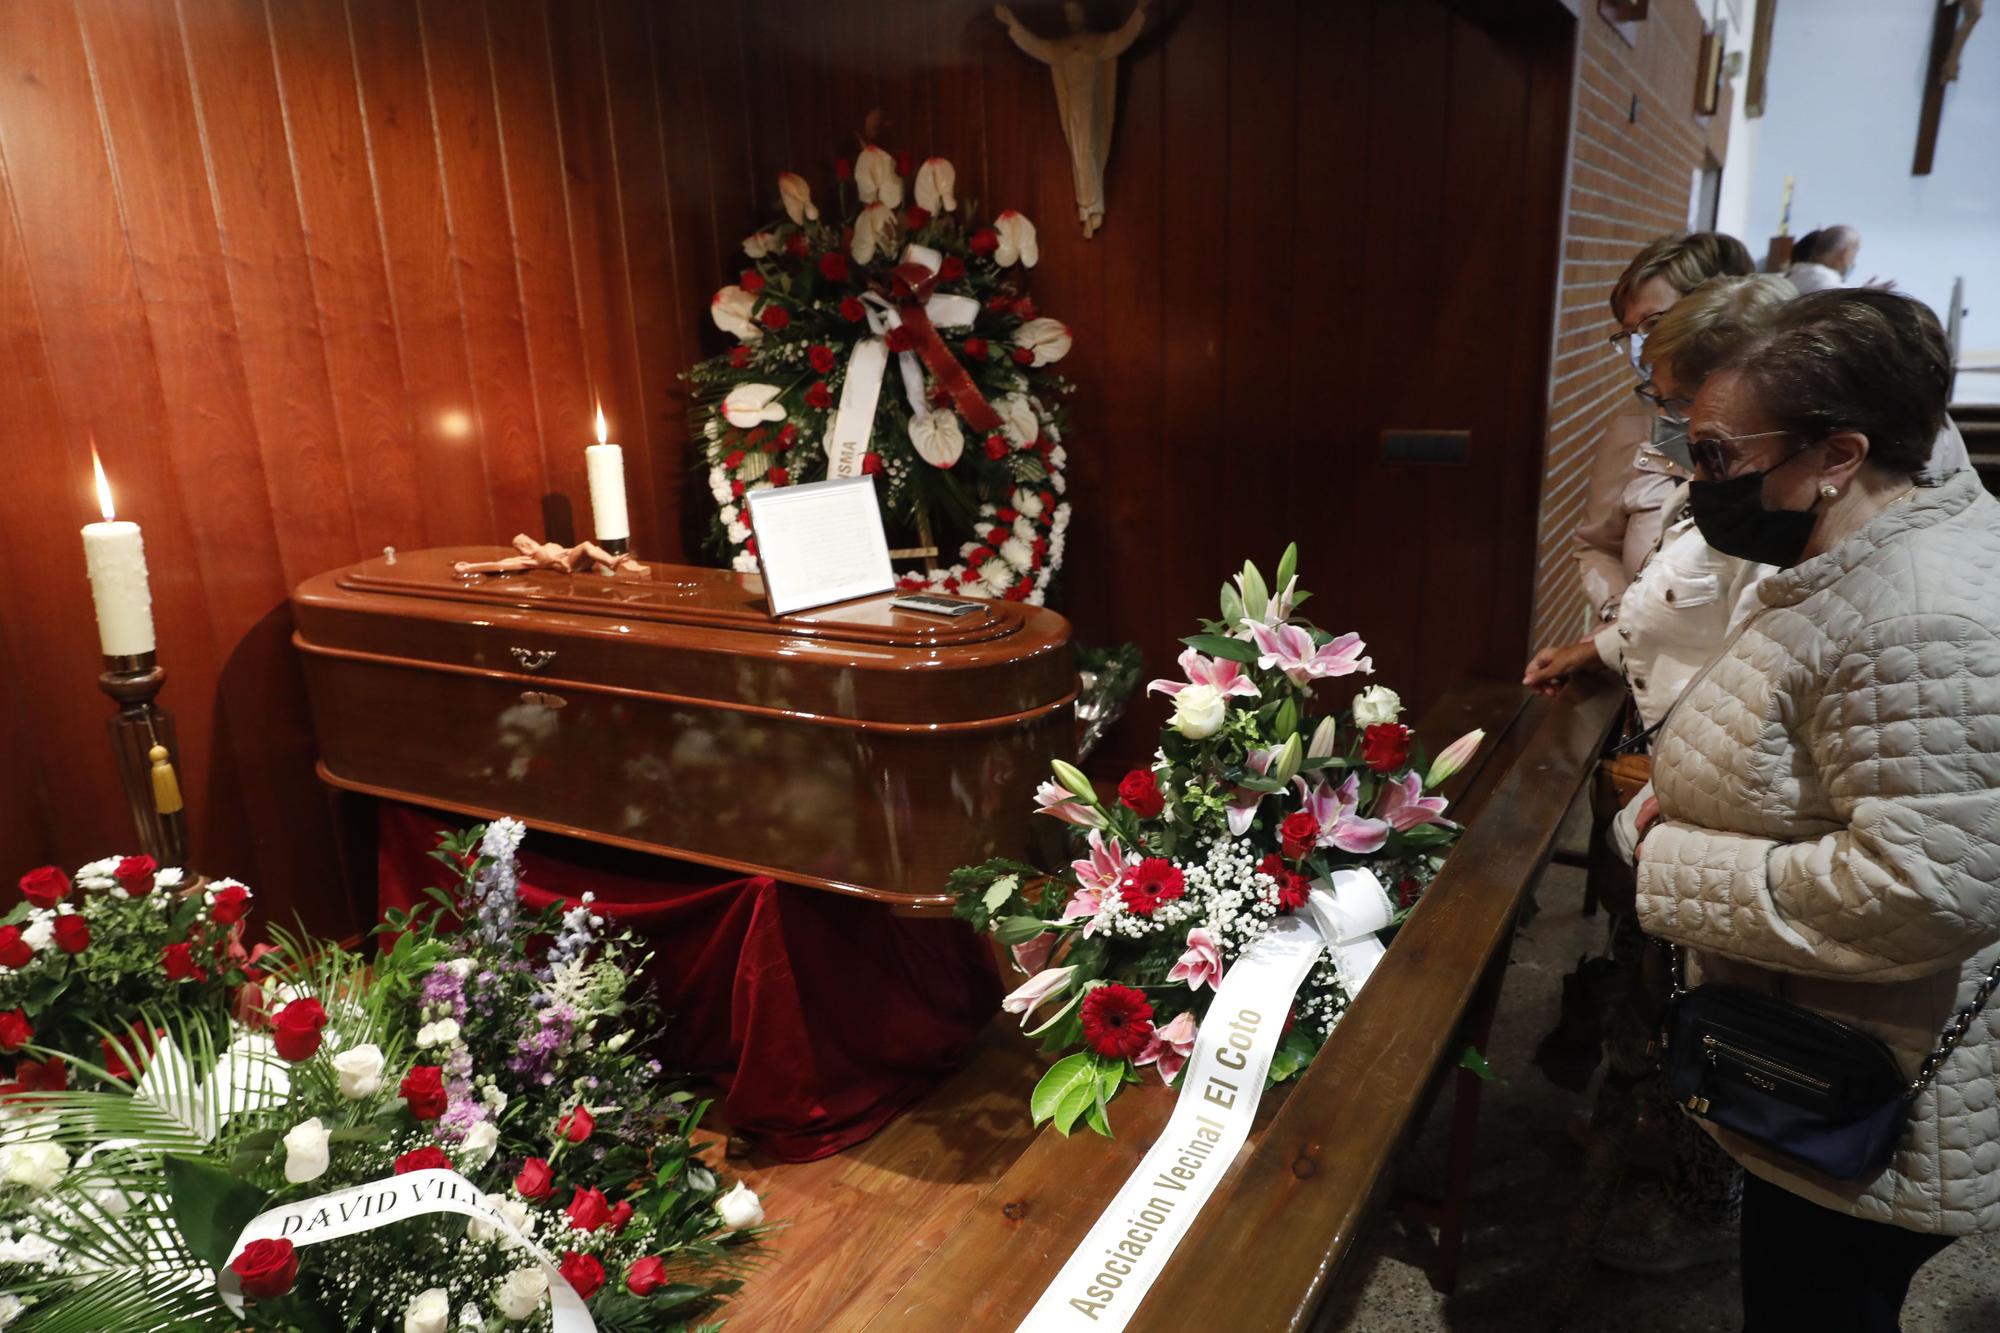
left=1324, top=798, right=2000, bottom=1332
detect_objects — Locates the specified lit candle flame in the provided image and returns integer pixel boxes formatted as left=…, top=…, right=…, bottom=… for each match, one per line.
left=92, top=448, right=116, bottom=522
left=594, top=404, right=609, bottom=446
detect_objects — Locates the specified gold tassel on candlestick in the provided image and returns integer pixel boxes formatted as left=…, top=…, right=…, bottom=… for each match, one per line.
left=149, top=743, right=183, bottom=816
left=97, top=654, right=190, bottom=868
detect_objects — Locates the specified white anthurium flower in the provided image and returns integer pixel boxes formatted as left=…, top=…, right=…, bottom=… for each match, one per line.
left=710, top=284, right=762, bottom=343
left=460, top=1119, right=500, bottom=1167
left=282, top=1117, right=331, bottom=1184
left=742, top=230, right=781, bottom=259
left=721, top=383, right=788, bottom=429
left=494, top=1266, right=549, bottom=1321
left=405, top=1287, right=451, bottom=1333
left=993, top=210, right=1039, bottom=267
left=1014, top=317, right=1072, bottom=367
left=851, top=202, right=896, bottom=265
left=914, top=157, right=957, bottom=213
left=1352, top=685, right=1403, bottom=728
left=853, top=144, right=903, bottom=208
left=907, top=411, right=965, bottom=468
left=776, top=171, right=818, bottom=225
left=995, top=393, right=1039, bottom=446
left=331, top=1043, right=385, bottom=1100
left=716, top=1181, right=765, bottom=1229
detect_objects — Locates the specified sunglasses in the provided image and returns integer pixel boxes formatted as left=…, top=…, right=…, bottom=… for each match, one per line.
left=1688, top=429, right=1799, bottom=480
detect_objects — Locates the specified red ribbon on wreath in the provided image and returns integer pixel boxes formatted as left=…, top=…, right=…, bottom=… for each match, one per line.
left=886, top=261, right=1003, bottom=435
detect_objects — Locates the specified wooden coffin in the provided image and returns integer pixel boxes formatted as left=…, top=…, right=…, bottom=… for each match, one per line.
left=292, top=547, right=1075, bottom=908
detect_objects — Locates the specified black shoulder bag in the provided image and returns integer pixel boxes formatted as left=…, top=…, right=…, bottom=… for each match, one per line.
left=1658, top=945, right=2000, bottom=1180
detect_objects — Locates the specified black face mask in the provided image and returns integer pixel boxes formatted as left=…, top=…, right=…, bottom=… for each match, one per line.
left=1687, top=455, right=1821, bottom=567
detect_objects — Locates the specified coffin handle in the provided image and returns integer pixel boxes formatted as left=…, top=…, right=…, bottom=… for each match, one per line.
left=509, top=646, right=558, bottom=672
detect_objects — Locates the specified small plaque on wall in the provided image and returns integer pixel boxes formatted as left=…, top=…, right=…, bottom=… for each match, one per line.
left=744, top=475, right=897, bottom=616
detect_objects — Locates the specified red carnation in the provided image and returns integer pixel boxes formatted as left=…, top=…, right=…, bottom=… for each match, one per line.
left=996, top=506, right=1019, bottom=522
left=566, top=1185, right=612, bottom=1232
left=208, top=884, right=252, bottom=926
left=904, top=205, right=931, bottom=230
left=1119, top=858, right=1186, bottom=916
left=724, top=448, right=745, bottom=469
left=115, top=855, right=157, bottom=897
left=728, top=346, right=752, bottom=369
left=834, top=155, right=852, bottom=181
left=1280, top=811, right=1321, bottom=861
left=1118, top=769, right=1165, bottom=818
left=230, top=1237, right=299, bottom=1301
left=769, top=466, right=790, bottom=486
left=17, top=866, right=68, bottom=909
left=785, top=232, right=809, bottom=258
left=626, top=1254, right=668, bottom=1295
left=805, top=380, right=833, bottom=410
left=162, top=940, right=207, bottom=983
left=839, top=296, right=866, bottom=323
left=884, top=325, right=914, bottom=354
left=739, top=269, right=765, bottom=294
left=400, top=1064, right=448, bottom=1120
left=983, top=433, right=1009, bottom=461
left=1011, top=346, right=1034, bottom=366
left=962, top=337, right=988, bottom=362
left=1080, top=984, right=1155, bottom=1060
left=1361, top=723, right=1413, bottom=773
left=969, top=227, right=999, bottom=256
left=745, top=536, right=759, bottom=557
left=939, top=255, right=966, bottom=281
left=0, top=928, right=29, bottom=972
left=52, top=913, right=89, bottom=954
left=1038, top=488, right=1056, bottom=509
left=965, top=545, right=995, bottom=567
left=0, top=1010, right=30, bottom=1053
left=606, top=1200, right=634, bottom=1234
left=818, top=251, right=850, bottom=282
left=807, top=343, right=837, bottom=375
left=271, top=997, right=328, bottom=1062
left=757, top=304, right=790, bottom=332
left=861, top=452, right=883, bottom=475
left=515, top=1156, right=555, bottom=1200
left=395, top=1145, right=453, bottom=1175
left=730, top=479, right=745, bottom=498
left=560, top=1250, right=606, bottom=1301
left=558, top=1104, right=595, bottom=1143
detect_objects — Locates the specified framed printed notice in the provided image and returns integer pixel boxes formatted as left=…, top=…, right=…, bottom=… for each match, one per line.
left=744, top=475, right=897, bottom=616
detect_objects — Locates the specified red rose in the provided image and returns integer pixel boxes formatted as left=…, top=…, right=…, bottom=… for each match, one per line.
left=17, top=866, right=68, bottom=909
left=560, top=1250, right=606, bottom=1301
left=739, top=269, right=765, bottom=294
left=0, top=1010, right=30, bottom=1052
left=395, top=1145, right=453, bottom=1175
left=52, top=913, right=89, bottom=954
left=904, top=205, right=931, bottom=230
left=606, top=1200, right=634, bottom=1234
left=162, top=941, right=208, bottom=983
left=1280, top=811, right=1321, bottom=861
left=745, top=423, right=768, bottom=446
left=1398, top=876, right=1423, bottom=909
left=565, top=1185, right=612, bottom=1232
left=1013, top=296, right=1039, bottom=320
left=1079, top=983, right=1155, bottom=1060
left=270, top=998, right=328, bottom=1062
left=838, top=296, right=866, bottom=323
left=230, top=1237, right=299, bottom=1301
left=1011, top=346, right=1034, bottom=366
left=515, top=1156, right=555, bottom=1201
left=860, top=453, right=883, bottom=475
left=757, top=304, right=789, bottom=332
left=818, top=252, right=850, bottom=282
left=938, top=255, right=966, bottom=281
left=986, top=293, right=1014, bottom=313
left=100, top=1024, right=161, bottom=1082
left=558, top=1104, right=595, bottom=1143
left=805, top=380, right=833, bottom=410
left=769, top=466, right=789, bottom=486
left=776, top=423, right=797, bottom=450
left=1118, top=769, right=1165, bottom=818
left=723, top=448, right=745, bottom=469
left=730, top=479, right=745, bottom=498
left=208, top=884, right=252, bottom=926
left=0, top=1055, right=65, bottom=1100
left=115, top=855, right=157, bottom=897
left=401, top=1064, right=448, bottom=1120
left=1361, top=723, right=1413, bottom=773
left=962, top=337, right=987, bottom=361
left=969, top=227, right=999, bottom=256
left=0, top=927, right=30, bottom=970
left=1118, top=858, right=1186, bottom=916
left=983, top=433, right=1009, bottom=461
left=884, top=325, right=914, bottom=354
left=626, top=1254, right=668, bottom=1295
left=834, top=155, right=852, bottom=181
left=807, top=344, right=836, bottom=374
left=784, top=232, right=808, bottom=258
left=728, top=346, right=752, bottom=369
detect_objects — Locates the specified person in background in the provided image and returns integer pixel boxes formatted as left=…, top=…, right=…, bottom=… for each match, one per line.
left=1785, top=225, right=1861, bottom=295
left=1573, top=233, right=1756, bottom=633
left=1633, top=289, right=2000, bottom=1331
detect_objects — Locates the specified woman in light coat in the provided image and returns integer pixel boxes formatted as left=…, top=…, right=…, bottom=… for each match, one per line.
left=1633, top=289, right=2000, bottom=1331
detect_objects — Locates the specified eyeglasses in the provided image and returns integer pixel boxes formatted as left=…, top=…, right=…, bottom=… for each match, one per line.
left=1688, top=429, right=1798, bottom=480
left=1634, top=380, right=1693, bottom=420
left=1608, top=310, right=1666, bottom=355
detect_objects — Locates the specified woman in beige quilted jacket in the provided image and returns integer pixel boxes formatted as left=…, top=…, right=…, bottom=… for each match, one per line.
left=1634, top=288, right=2000, bottom=1332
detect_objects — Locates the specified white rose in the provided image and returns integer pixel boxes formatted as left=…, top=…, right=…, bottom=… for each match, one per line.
left=460, top=1120, right=499, bottom=1167
left=1351, top=685, right=1403, bottom=728
left=716, top=1181, right=764, bottom=1230
left=1169, top=684, right=1228, bottom=739
left=281, top=1117, right=330, bottom=1184
left=914, top=157, right=957, bottom=213
left=0, top=1141, right=68, bottom=1193
left=469, top=1196, right=532, bottom=1245
left=710, top=285, right=761, bottom=343
left=417, top=1018, right=460, bottom=1049
left=853, top=144, right=903, bottom=208
left=332, top=1044, right=385, bottom=1100
left=494, top=1266, right=549, bottom=1321
left=404, top=1287, right=451, bottom=1333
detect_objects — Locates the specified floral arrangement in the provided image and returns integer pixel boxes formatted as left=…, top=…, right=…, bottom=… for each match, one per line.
left=0, top=855, right=260, bottom=1099
left=950, top=547, right=1485, bottom=1135
left=687, top=140, right=1073, bottom=604
left=0, top=821, right=766, bottom=1332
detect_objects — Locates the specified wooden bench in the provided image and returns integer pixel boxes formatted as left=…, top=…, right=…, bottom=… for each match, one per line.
left=714, top=675, right=1624, bottom=1331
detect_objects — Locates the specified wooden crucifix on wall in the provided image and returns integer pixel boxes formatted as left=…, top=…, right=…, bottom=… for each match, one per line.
left=1915, top=0, right=1984, bottom=174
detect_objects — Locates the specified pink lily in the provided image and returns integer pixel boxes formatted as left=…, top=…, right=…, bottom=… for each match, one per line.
left=1064, top=830, right=1130, bottom=936
left=1247, top=623, right=1373, bottom=686
left=1166, top=928, right=1223, bottom=992
left=1009, top=930, right=1057, bottom=974
left=1231, top=573, right=1299, bottom=639
left=1301, top=774, right=1391, bottom=855
left=1135, top=1011, right=1199, bottom=1084
left=1374, top=771, right=1451, bottom=832
left=1001, top=965, right=1076, bottom=1021
left=1035, top=780, right=1105, bottom=829
left=1146, top=646, right=1261, bottom=701
left=1225, top=746, right=1280, bottom=837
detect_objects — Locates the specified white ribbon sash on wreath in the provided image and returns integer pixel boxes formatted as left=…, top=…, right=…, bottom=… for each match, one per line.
left=217, top=1167, right=595, bottom=1331
left=825, top=242, right=982, bottom=478
left=1016, top=868, right=1395, bottom=1333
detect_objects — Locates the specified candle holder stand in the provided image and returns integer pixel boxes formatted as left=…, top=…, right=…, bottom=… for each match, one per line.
left=98, top=652, right=189, bottom=867
left=597, top=537, right=630, bottom=561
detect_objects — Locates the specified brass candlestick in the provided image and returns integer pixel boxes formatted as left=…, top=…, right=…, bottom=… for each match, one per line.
left=97, top=652, right=188, bottom=867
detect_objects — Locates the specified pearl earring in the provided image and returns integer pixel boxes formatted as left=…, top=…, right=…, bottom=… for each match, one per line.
left=1820, top=484, right=1840, bottom=500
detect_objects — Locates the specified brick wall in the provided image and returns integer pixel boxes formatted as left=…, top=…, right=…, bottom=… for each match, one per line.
left=1531, top=2, right=1717, bottom=648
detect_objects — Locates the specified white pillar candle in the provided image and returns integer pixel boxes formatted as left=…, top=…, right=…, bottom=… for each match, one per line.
left=586, top=406, right=630, bottom=543
left=83, top=454, right=155, bottom=656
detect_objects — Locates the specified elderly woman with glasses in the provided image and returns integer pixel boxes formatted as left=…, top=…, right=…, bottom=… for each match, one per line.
left=1631, top=289, right=2000, bottom=1331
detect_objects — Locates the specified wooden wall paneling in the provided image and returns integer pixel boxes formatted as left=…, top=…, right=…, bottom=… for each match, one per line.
left=482, top=0, right=595, bottom=546
left=926, top=3, right=989, bottom=209
left=416, top=0, right=550, bottom=542
left=265, top=0, right=429, bottom=557
left=0, top=581, right=55, bottom=871
left=0, top=0, right=250, bottom=875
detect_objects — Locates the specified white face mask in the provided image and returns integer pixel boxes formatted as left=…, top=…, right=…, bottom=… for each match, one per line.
left=1625, top=329, right=1649, bottom=379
